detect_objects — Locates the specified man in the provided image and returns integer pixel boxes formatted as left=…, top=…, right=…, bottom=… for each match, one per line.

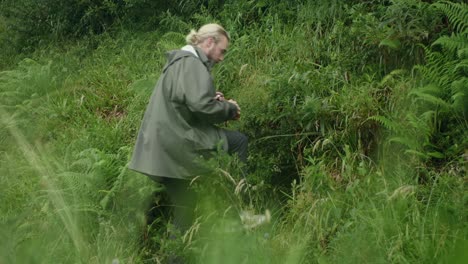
left=129, top=23, right=248, bottom=231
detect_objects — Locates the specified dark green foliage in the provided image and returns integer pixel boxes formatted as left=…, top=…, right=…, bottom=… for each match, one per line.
left=434, top=1, right=468, bottom=33
left=372, top=1, right=468, bottom=168
left=0, top=0, right=214, bottom=54
left=1, top=0, right=121, bottom=48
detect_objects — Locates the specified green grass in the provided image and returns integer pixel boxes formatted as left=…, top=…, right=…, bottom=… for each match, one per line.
left=1, top=0, right=466, bottom=263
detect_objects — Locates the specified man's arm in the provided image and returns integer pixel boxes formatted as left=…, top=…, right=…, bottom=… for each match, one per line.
left=181, top=58, right=239, bottom=123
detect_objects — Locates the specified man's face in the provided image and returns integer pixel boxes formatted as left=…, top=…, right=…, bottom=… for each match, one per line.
left=207, top=35, right=229, bottom=63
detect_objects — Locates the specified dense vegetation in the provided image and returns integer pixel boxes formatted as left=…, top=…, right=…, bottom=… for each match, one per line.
left=1, top=0, right=466, bottom=263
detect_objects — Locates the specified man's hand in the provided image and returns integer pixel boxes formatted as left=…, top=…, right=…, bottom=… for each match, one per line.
left=228, top=99, right=241, bottom=120
left=216, top=92, right=240, bottom=120
left=215, top=91, right=225, bottom=101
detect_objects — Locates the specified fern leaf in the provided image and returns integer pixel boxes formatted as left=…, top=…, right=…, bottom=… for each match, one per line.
left=390, top=137, right=419, bottom=150
left=454, top=58, right=468, bottom=72
left=417, top=47, right=458, bottom=87
left=409, top=90, right=451, bottom=110
left=433, top=1, right=468, bottom=33
left=420, top=110, right=436, bottom=124
left=432, top=33, right=468, bottom=54
left=458, top=47, right=468, bottom=59
left=451, top=78, right=468, bottom=115
left=380, top=69, right=406, bottom=86
left=414, top=84, right=444, bottom=97
left=367, top=115, right=399, bottom=132
left=100, top=164, right=126, bottom=209
left=406, top=113, right=432, bottom=141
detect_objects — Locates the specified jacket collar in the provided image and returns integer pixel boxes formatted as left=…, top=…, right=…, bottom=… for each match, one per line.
left=181, top=45, right=214, bottom=71
left=181, top=45, right=199, bottom=57
left=164, top=46, right=214, bottom=72
left=193, top=46, right=214, bottom=71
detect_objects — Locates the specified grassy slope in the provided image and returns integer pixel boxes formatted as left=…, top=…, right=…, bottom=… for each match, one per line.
left=1, top=1, right=466, bottom=263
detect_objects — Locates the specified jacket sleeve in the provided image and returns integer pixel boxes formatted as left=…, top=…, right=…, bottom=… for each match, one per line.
left=180, top=57, right=238, bottom=123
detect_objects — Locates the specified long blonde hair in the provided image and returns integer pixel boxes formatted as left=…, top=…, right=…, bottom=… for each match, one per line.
left=185, top=23, right=230, bottom=45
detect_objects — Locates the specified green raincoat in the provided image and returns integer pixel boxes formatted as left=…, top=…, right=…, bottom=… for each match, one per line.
left=129, top=46, right=238, bottom=179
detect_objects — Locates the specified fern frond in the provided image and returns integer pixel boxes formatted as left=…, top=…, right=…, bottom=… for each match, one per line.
left=100, top=164, right=126, bottom=209
left=458, top=47, right=468, bottom=59
left=367, top=115, right=399, bottom=133
left=420, top=110, right=436, bottom=124
left=389, top=136, right=419, bottom=150
left=454, top=58, right=468, bottom=72
left=433, top=1, right=468, bottom=33
left=418, top=48, right=458, bottom=87
left=451, top=78, right=468, bottom=115
left=432, top=33, right=468, bottom=54
left=406, top=113, right=432, bottom=141
left=414, top=84, right=443, bottom=97
left=409, top=90, right=451, bottom=111
left=380, top=69, right=406, bottom=86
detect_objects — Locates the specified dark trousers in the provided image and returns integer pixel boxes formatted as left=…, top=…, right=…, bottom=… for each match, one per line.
left=148, top=129, right=248, bottom=233
left=223, top=129, right=248, bottom=163
left=162, top=177, right=197, bottom=232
